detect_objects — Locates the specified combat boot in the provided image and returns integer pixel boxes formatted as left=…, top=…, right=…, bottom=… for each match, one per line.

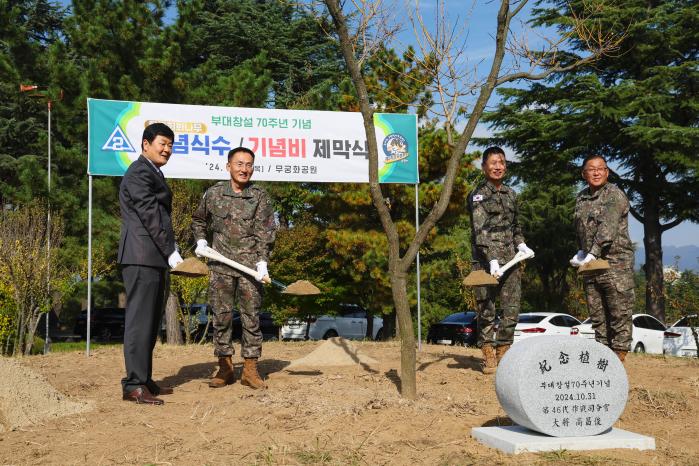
left=614, top=350, right=627, bottom=363
left=481, top=345, right=497, bottom=375
left=241, top=357, right=267, bottom=389
left=496, top=344, right=511, bottom=363
left=209, top=356, right=235, bottom=388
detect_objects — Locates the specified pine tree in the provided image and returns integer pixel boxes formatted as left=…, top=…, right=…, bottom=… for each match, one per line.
left=0, top=0, right=64, bottom=203
left=484, top=0, right=699, bottom=321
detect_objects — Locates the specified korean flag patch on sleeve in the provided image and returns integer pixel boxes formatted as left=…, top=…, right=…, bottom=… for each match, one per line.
left=473, top=194, right=484, bottom=202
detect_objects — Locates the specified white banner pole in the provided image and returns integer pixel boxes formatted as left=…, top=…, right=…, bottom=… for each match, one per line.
left=45, top=100, right=51, bottom=354
left=415, top=183, right=422, bottom=351
left=86, top=175, right=93, bottom=356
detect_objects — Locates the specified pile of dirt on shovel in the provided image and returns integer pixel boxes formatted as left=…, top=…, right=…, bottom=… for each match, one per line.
left=286, top=337, right=378, bottom=369
left=0, top=358, right=92, bottom=432
left=282, top=280, right=321, bottom=295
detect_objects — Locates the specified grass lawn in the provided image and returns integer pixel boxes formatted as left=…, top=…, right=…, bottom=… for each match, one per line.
left=49, top=341, right=122, bottom=353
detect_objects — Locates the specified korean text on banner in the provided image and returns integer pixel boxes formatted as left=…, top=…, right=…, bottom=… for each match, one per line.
left=87, top=99, right=418, bottom=184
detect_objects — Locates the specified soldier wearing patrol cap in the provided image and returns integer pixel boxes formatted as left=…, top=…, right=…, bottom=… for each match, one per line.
left=192, top=147, right=276, bottom=389
left=570, top=154, right=634, bottom=362
left=467, top=146, right=535, bottom=374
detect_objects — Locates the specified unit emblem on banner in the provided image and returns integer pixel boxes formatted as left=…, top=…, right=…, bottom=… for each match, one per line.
left=382, top=133, right=409, bottom=163
left=102, top=126, right=136, bottom=153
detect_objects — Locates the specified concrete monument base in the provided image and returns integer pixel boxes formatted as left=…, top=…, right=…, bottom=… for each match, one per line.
left=471, top=425, right=655, bottom=454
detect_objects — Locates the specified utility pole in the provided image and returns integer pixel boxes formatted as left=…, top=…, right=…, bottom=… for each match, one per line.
left=19, top=84, right=62, bottom=354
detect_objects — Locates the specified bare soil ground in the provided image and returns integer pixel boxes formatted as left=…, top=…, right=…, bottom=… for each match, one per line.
left=1, top=340, right=698, bottom=465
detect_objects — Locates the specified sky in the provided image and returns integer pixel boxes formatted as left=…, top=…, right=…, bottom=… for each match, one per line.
left=58, top=0, right=697, bottom=248
left=385, top=1, right=698, bottom=248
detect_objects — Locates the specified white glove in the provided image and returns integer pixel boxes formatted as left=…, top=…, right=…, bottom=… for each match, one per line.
left=569, top=250, right=586, bottom=267
left=195, top=239, right=208, bottom=257
left=168, top=250, right=184, bottom=269
left=580, top=253, right=595, bottom=265
left=489, top=260, right=500, bottom=277
left=255, top=261, right=269, bottom=282
left=517, top=243, right=535, bottom=258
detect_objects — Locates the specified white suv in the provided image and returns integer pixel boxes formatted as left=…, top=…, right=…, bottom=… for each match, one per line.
left=281, top=304, right=384, bottom=341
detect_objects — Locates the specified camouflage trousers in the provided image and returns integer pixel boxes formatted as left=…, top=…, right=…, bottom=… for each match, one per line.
left=582, top=268, right=634, bottom=352
left=209, top=272, right=263, bottom=359
left=474, top=263, right=521, bottom=347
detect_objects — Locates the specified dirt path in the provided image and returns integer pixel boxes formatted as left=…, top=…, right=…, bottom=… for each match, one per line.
left=0, top=341, right=697, bottom=465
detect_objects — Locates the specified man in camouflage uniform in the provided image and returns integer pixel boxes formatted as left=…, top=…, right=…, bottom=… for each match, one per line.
left=192, top=147, right=276, bottom=389
left=570, top=154, right=634, bottom=362
left=467, top=147, right=535, bottom=374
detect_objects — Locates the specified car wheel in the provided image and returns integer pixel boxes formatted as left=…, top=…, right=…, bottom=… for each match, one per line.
left=323, top=330, right=338, bottom=339
left=634, top=342, right=645, bottom=353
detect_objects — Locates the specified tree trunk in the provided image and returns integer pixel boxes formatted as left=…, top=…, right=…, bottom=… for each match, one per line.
left=17, top=300, right=28, bottom=356
left=540, top=269, right=552, bottom=310
left=366, top=309, right=374, bottom=340
left=642, top=199, right=665, bottom=322
left=24, top=308, right=42, bottom=356
left=392, top=272, right=416, bottom=399
left=165, top=291, right=183, bottom=345
left=13, top=305, right=24, bottom=356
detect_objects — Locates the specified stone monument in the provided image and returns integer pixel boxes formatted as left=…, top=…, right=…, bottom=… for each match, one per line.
left=471, top=336, right=655, bottom=453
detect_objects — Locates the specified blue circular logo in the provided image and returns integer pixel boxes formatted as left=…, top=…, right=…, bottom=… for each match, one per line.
left=382, top=133, right=409, bottom=163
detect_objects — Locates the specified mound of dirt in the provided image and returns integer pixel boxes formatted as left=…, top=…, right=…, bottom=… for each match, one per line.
left=286, top=337, right=378, bottom=369
left=282, top=280, right=321, bottom=295
left=0, top=358, right=93, bottom=432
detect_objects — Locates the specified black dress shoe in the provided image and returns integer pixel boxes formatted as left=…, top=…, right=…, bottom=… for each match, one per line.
left=147, top=382, right=174, bottom=396
left=123, top=386, right=164, bottom=405
left=157, top=386, right=174, bottom=395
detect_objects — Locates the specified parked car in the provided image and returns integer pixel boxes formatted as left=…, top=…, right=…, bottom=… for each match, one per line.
left=426, top=311, right=478, bottom=346
left=571, top=313, right=666, bottom=354
left=513, top=312, right=582, bottom=343
left=162, top=304, right=280, bottom=342
left=36, top=311, right=81, bottom=343
left=232, top=310, right=280, bottom=341
left=281, top=304, right=383, bottom=341
left=167, top=304, right=213, bottom=342
left=74, top=307, right=126, bottom=342
left=663, top=315, right=698, bottom=358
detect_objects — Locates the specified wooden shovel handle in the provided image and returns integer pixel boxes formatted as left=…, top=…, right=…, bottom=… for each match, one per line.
left=197, top=246, right=271, bottom=284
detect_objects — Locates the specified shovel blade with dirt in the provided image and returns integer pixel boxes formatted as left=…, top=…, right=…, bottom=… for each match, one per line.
left=578, top=259, right=611, bottom=274
left=170, top=257, right=209, bottom=277
left=462, top=250, right=534, bottom=287
left=196, top=246, right=320, bottom=295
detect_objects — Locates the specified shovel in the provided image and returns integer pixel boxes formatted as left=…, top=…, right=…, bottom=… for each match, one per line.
left=578, top=259, right=610, bottom=274
left=463, top=250, right=535, bottom=287
left=196, top=246, right=320, bottom=295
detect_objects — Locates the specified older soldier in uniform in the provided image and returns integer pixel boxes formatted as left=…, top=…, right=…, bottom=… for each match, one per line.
left=192, top=147, right=276, bottom=389
left=467, top=147, right=534, bottom=374
left=570, top=154, right=634, bottom=362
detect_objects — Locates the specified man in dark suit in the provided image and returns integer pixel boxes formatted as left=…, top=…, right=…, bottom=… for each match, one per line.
left=118, top=122, right=183, bottom=405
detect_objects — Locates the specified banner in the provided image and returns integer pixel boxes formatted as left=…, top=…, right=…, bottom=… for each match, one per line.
left=88, top=99, right=418, bottom=184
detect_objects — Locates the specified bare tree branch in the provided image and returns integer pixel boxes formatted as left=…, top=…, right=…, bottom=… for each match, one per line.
left=630, top=206, right=644, bottom=223
left=662, top=217, right=683, bottom=232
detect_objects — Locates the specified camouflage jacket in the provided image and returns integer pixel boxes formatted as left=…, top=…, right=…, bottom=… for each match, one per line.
left=192, top=181, right=276, bottom=276
left=574, top=182, right=634, bottom=269
left=467, top=181, right=525, bottom=264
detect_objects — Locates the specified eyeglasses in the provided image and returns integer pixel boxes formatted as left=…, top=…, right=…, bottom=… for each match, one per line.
left=231, top=162, right=254, bottom=169
left=584, top=167, right=608, bottom=174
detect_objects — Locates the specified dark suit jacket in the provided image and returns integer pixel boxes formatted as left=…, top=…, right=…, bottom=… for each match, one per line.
left=118, top=155, right=176, bottom=268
